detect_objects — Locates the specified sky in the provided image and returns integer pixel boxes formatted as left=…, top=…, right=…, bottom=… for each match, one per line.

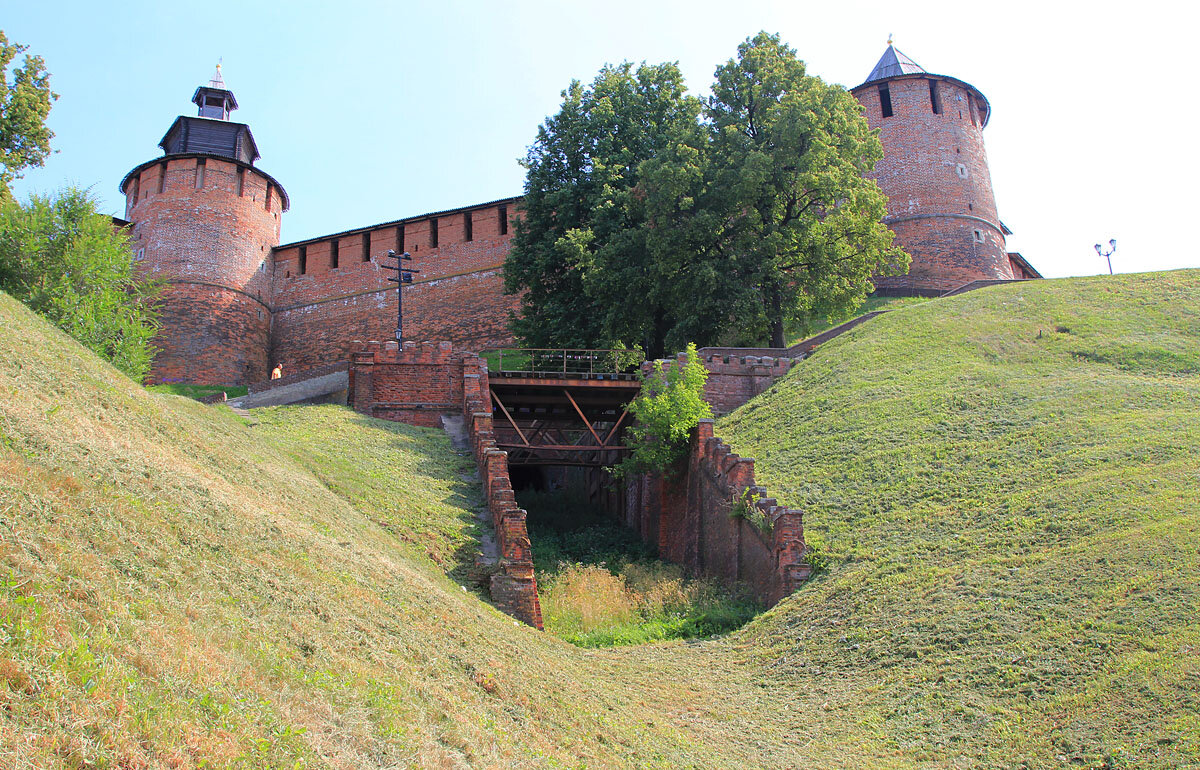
left=6, top=0, right=1197, bottom=280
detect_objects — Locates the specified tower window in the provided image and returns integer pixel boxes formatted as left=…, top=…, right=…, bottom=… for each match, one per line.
left=928, top=80, right=941, bottom=114
left=499, top=205, right=508, bottom=235
left=396, top=224, right=405, bottom=254
left=298, top=246, right=308, bottom=275
left=878, top=84, right=893, bottom=118
left=195, top=159, right=206, bottom=189
left=956, top=164, right=969, bottom=179
left=972, top=229, right=985, bottom=243
left=330, top=239, right=340, bottom=269
left=464, top=211, right=473, bottom=241
left=430, top=218, right=439, bottom=248
left=362, top=231, right=372, bottom=262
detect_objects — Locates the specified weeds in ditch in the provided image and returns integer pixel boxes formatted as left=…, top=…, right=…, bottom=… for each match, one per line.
left=520, top=488, right=760, bottom=647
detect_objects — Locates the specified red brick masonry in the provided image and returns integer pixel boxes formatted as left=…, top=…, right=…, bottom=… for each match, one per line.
left=621, top=420, right=811, bottom=605
left=348, top=341, right=543, bottom=629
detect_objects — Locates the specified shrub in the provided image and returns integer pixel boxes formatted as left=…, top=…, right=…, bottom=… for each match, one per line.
left=0, top=188, right=160, bottom=379
left=616, top=342, right=712, bottom=477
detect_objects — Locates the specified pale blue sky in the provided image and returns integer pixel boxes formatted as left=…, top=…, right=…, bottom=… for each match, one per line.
left=7, top=0, right=1195, bottom=279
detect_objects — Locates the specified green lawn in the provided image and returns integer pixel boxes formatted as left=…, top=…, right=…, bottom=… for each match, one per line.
left=146, top=382, right=249, bottom=399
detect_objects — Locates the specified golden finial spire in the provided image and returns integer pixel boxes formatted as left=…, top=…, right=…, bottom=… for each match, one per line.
left=887, top=33, right=893, bottom=46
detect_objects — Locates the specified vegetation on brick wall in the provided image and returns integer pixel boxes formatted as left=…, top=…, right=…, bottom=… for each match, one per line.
left=616, top=343, right=712, bottom=477
left=0, top=188, right=161, bottom=379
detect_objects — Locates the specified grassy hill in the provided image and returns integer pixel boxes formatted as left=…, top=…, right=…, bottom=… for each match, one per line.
left=722, top=269, right=1200, bottom=767
left=0, top=270, right=1197, bottom=768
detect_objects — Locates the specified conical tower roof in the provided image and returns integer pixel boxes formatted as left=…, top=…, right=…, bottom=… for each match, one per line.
left=862, top=43, right=926, bottom=84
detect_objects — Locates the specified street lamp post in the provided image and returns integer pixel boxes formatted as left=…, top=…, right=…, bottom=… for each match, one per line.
left=1094, top=238, right=1116, bottom=275
left=383, top=250, right=419, bottom=343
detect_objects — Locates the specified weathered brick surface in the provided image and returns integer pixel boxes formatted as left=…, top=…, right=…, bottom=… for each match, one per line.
left=620, top=420, right=810, bottom=605
left=268, top=201, right=519, bottom=373
left=347, top=343, right=543, bottom=629
left=852, top=74, right=1014, bottom=293
left=123, top=155, right=283, bottom=384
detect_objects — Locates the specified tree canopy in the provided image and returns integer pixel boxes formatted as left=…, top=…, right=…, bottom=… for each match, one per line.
left=506, top=33, right=908, bottom=352
left=0, top=188, right=161, bottom=379
left=504, top=61, right=701, bottom=358
left=0, top=31, right=56, bottom=201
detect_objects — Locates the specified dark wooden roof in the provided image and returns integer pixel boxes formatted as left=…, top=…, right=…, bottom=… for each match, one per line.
left=158, top=116, right=260, bottom=164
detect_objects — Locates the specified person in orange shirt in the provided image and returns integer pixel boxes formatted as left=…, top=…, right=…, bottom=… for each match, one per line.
left=270, top=363, right=282, bottom=380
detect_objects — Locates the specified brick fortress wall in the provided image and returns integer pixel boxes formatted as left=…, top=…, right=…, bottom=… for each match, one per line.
left=853, top=75, right=1014, bottom=294
left=270, top=200, right=520, bottom=374
left=123, top=155, right=284, bottom=384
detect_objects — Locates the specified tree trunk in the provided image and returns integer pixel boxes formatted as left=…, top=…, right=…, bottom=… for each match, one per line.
left=768, top=284, right=785, bottom=348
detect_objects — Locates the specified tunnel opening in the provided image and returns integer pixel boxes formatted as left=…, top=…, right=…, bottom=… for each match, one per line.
left=512, top=466, right=761, bottom=648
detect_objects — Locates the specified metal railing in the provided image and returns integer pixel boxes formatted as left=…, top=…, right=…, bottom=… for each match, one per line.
left=482, top=348, right=644, bottom=377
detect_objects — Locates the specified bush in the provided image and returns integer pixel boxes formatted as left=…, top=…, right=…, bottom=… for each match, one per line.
left=616, top=342, right=712, bottom=477
left=0, top=188, right=160, bottom=379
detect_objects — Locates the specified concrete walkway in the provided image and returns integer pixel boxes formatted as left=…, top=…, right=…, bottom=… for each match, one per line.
left=227, top=369, right=349, bottom=410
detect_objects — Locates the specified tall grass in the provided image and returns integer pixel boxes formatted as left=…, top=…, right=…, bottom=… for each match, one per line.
left=520, top=488, right=759, bottom=647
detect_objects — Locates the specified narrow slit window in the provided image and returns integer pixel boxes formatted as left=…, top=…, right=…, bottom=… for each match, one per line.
left=195, top=158, right=206, bottom=189
left=396, top=224, right=405, bottom=254
left=430, top=218, right=439, bottom=248
left=928, top=80, right=941, bottom=114
left=298, top=246, right=308, bottom=275
left=879, top=84, right=893, bottom=118
left=498, top=205, right=508, bottom=235
left=464, top=211, right=473, bottom=241
left=236, top=167, right=245, bottom=196
left=330, top=239, right=340, bottom=269
left=362, top=231, right=372, bottom=261
left=972, top=229, right=985, bottom=243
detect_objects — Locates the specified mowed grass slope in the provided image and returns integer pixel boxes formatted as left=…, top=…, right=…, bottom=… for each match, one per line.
left=722, top=269, right=1200, bottom=767
left=1, top=268, right=1197, bottom=768
left=0, top=290, right=847, bottom=769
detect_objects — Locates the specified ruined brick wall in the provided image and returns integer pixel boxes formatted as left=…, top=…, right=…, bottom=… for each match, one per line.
left=271, top=201, right=520, bottom=373
left=122, top=155, right=285, bottom=384
left=347, top=342, right=543, bottom=628
left=853, top=75, right=1013, bottom=294
left=621, top=420, right=810, bottom=605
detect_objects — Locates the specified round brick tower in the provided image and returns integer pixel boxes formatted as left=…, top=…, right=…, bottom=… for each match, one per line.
left=851, top=43, right=1013, bottom=294
left=120, top=66, right=288, bottom=385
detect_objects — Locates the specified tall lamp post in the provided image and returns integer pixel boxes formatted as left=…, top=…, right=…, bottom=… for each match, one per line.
left=383, top=250, right=418, bottom=343
left=1094, top=238, right=1116, bottom=275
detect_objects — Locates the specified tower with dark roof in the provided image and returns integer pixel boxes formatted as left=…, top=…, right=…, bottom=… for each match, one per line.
left=120, top=66, right=289, bottom=385
left=851, top=43, right=1030, bottom=293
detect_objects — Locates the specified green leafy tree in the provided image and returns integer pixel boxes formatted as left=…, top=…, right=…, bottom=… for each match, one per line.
left=0, top=188, right=161, bottom=379
left=0, top=32, right=56, bottom=201
left=651, top=32, right=907, bottom=348
left=504, top=62, right=702, bottom=357
left=616, top=343, right=712, bottom=477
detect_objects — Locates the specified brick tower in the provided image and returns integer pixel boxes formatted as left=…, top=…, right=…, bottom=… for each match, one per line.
left=120, top=66, right=288, bottom=384
left=851, top=43, right=1019, bottom=294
